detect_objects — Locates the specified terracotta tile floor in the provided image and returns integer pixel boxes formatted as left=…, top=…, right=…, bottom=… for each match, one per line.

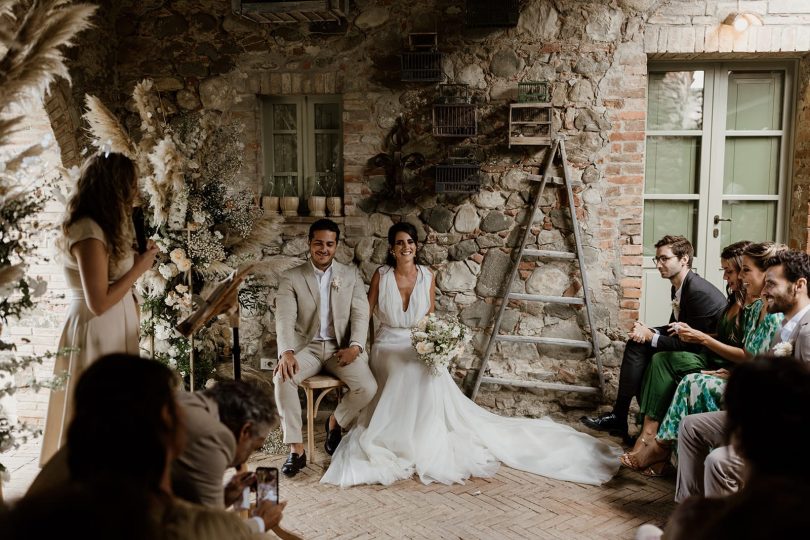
left=2, top=421, right=675, bottom=539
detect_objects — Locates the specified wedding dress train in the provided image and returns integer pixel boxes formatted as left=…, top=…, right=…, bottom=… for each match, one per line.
left=321, top=265, right=621, bottom=488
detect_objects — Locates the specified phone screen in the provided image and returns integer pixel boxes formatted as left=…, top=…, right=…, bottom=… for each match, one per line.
left=255, top=467, right=279, bottom=504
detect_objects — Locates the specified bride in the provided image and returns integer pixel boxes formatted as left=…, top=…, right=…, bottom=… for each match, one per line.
left=321, top=223, right=621, bottom=488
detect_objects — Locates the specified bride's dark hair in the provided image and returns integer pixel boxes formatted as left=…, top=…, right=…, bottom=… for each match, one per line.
left=386, top=222, right=419, bottom=268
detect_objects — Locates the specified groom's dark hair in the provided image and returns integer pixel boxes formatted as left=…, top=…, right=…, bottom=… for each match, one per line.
left=309, top=218, right=341, bottom=243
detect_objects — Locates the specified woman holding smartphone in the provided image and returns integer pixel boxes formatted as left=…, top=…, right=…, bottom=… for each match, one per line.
left=40, top=153, right=158, bottom=464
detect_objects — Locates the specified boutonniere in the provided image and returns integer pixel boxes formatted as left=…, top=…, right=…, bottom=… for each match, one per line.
left=331, top=277, right=342, bottom=291
left=672, top=299, right=680, bottom=311
left=774, top=341, right=793, bottom=357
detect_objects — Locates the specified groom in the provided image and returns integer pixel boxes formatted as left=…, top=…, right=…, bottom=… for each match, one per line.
left=273, top=219, right=377, bottom=477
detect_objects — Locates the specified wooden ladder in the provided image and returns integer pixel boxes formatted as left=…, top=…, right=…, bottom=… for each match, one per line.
left=469, top=138, right=606, bottom=400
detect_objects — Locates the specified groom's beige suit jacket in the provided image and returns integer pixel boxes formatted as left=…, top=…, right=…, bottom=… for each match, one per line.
left=275, top=259, right=369, bottom=354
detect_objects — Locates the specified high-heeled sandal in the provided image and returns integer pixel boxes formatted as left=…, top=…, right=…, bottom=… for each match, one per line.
left=641, top=460, right=674, bottom=477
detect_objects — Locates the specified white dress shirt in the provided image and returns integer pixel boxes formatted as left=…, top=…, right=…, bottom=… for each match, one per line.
left=780, top=303, right=810, bottom=344
left=311, top=261, right=337, bottom=341
left=651, top=283, right=684, bottom=348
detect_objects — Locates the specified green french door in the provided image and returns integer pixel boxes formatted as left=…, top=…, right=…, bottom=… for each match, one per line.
left=641, top=62, right=794, bottom=325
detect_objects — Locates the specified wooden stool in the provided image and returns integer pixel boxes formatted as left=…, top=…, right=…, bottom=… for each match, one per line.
left=301, top=374, right=347, bottom=464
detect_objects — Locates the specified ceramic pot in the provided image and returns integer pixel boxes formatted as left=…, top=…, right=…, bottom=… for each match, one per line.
left=326, top=196, right=342, bottom=217
left=308, top=196, right=326, bottom=217
left=280, top=196, right=299, bottom=217
left=261, top=196, right=279, bottom=216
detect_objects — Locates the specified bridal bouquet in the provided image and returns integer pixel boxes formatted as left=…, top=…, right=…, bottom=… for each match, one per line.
left=411, top=314, right=471, bottom=376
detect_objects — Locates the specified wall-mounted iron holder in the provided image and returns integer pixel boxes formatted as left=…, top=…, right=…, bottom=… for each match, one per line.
left=432, top=83, right=477, bottom=138
left=401, top=32, right=443, bottom=82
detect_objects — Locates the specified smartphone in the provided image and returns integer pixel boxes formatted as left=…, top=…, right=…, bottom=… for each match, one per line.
left=255, top=466, right=279, bottom=504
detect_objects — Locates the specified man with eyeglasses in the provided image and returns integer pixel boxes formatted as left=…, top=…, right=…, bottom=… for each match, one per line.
left=581, top=235, right=726, bottom=443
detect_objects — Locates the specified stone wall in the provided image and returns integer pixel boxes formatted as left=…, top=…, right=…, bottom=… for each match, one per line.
left=34, top=0, right=810, bottom=421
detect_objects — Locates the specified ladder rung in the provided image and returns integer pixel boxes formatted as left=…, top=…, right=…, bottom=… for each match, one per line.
left=507, top=293, right=584, bottom=305
left=522, top=249, right=576, bottom=260
left=495, top=335, right=591, bottom=349
left=479, top=376, right=600, bottom=395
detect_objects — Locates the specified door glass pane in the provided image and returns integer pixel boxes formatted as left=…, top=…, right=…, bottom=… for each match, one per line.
left=273, top=104, right=297, bottom=130
left=647, top=71, right=704, bottom=130
left=643, top=201, right=698, bottom=256
left=723, top=137, right=779, bottom=195
left=726, top=71, right=783, bottom=130
left=720, top=201, right=777, bottom=247
left=645, top=136, right=700, bottom=194
left=314, top=103, right=340, bottom=130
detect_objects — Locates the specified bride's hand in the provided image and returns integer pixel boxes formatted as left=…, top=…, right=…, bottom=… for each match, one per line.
left=275, top=351, right=299, bottom=382
left=335, top=345, right=361, bottom=367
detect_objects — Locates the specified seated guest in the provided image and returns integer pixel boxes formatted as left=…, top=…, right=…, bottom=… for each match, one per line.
left=582, top=235, right=726, bottom=441
left=674, top=249, right=810, bottom=501
left=664, top=355, right=810, bottom=539
left=621, top=242, right=787, bottom=473
left=172, top=379, right=278, bottom=510
left=620, top=242, right=749, bottom=473
left=13, top=354, right=284, bottom=539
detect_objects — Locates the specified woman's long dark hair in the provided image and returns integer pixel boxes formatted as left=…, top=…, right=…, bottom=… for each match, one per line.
left=63, top=153, right=137, bottom=266
left=67, top=354, right=181, bottom=492
left=385, top=222, right=419, bottom=268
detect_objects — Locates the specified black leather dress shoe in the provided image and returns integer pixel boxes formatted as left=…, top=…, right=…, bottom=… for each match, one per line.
left=281, top=452, right=306, bottom=477
left=324, top=418, right=342, bottom=456
left=580, top=413, right=628, bottom=437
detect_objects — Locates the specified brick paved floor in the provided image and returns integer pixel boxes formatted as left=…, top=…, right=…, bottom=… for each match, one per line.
left=2, top=419, right=675, bottom=539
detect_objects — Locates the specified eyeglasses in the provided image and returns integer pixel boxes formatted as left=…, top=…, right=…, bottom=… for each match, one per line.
left=651, top=255, right=678, bottom=265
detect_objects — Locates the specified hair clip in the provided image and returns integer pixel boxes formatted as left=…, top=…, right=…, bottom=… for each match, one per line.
left=101, top=139, right=112, bottom=158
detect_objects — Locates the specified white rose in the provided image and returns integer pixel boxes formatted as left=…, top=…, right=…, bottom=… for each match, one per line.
left=176, top=258, right=192, bottom=272
left=175, top=284, right=188, bottom=294
left=167, top=357, right=178, bottom=368
left=204, top=378, right=216, bottom=389
left=416, top=342, right=434, bottom=354
left=170, top=248, right=187, bottom=265
left=773, top=341, right=793, bottom=357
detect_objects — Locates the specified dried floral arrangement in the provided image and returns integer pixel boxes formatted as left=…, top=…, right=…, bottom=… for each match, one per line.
left=84, top=80, right=281, bottom=389
left=0, top=0, right=95, bottom=485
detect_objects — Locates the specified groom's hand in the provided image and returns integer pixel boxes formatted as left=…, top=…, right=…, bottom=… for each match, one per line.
left=335, top=345, right=361, bottom=367
left=275, top=351, right=299, bottom=382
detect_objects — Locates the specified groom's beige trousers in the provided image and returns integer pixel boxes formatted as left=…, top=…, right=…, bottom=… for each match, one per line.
left=274, top=339, right=378, bottom=445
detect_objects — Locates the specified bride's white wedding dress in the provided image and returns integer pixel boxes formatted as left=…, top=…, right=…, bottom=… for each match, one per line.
left=321, top=265, right=622, bottom=488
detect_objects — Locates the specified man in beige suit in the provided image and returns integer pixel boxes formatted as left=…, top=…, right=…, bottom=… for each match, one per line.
left=675, top=250, right=810, bottom=502
left=274, top=219, right=377, bottom=476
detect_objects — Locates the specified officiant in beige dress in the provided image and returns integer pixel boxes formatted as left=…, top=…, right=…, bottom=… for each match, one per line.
left=273, top=219, right=376, bottom=477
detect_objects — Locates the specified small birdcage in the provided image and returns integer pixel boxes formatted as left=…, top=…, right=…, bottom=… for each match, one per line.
left=401, top=32, right=443, bottom=82
left=518, top=81, right=550, bottom=103
left=508, top=103, right=553, bottom=147
left=432, top=84, right=477, bottom=138
left=435, top=149, right=481, bottom=193
left=465, top=0, right=519, bottom=27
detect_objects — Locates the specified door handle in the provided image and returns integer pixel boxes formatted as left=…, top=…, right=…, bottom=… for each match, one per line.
left=713, top=215, right=732, bottom=225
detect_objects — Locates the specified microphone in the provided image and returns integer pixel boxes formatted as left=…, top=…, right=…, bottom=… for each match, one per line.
left=133, top=207, right=147, bottom=254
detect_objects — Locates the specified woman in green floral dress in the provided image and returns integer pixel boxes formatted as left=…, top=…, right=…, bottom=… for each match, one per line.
left=624, top=242, right=787, bottom=474
left=619, top=242, right=750, bottom=469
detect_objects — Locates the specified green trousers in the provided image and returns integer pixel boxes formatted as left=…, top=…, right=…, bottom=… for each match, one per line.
left=638, top=350, right=720, bottom=421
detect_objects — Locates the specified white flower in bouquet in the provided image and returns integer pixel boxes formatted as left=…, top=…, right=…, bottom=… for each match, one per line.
left=176, top=258, right=192, bottom=273
left=774, top=341, right=793, bottom=357
left=158, top=263, right=178, bottom=280
left=204, top=378, right=216, bottom=389
left=170, top=248, right=188, bottom=265
left=411, top=314, right=471, bottom=376
left=175, top=284, right=188, bottom=294
left=154, top=322, right=173, bottom=341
